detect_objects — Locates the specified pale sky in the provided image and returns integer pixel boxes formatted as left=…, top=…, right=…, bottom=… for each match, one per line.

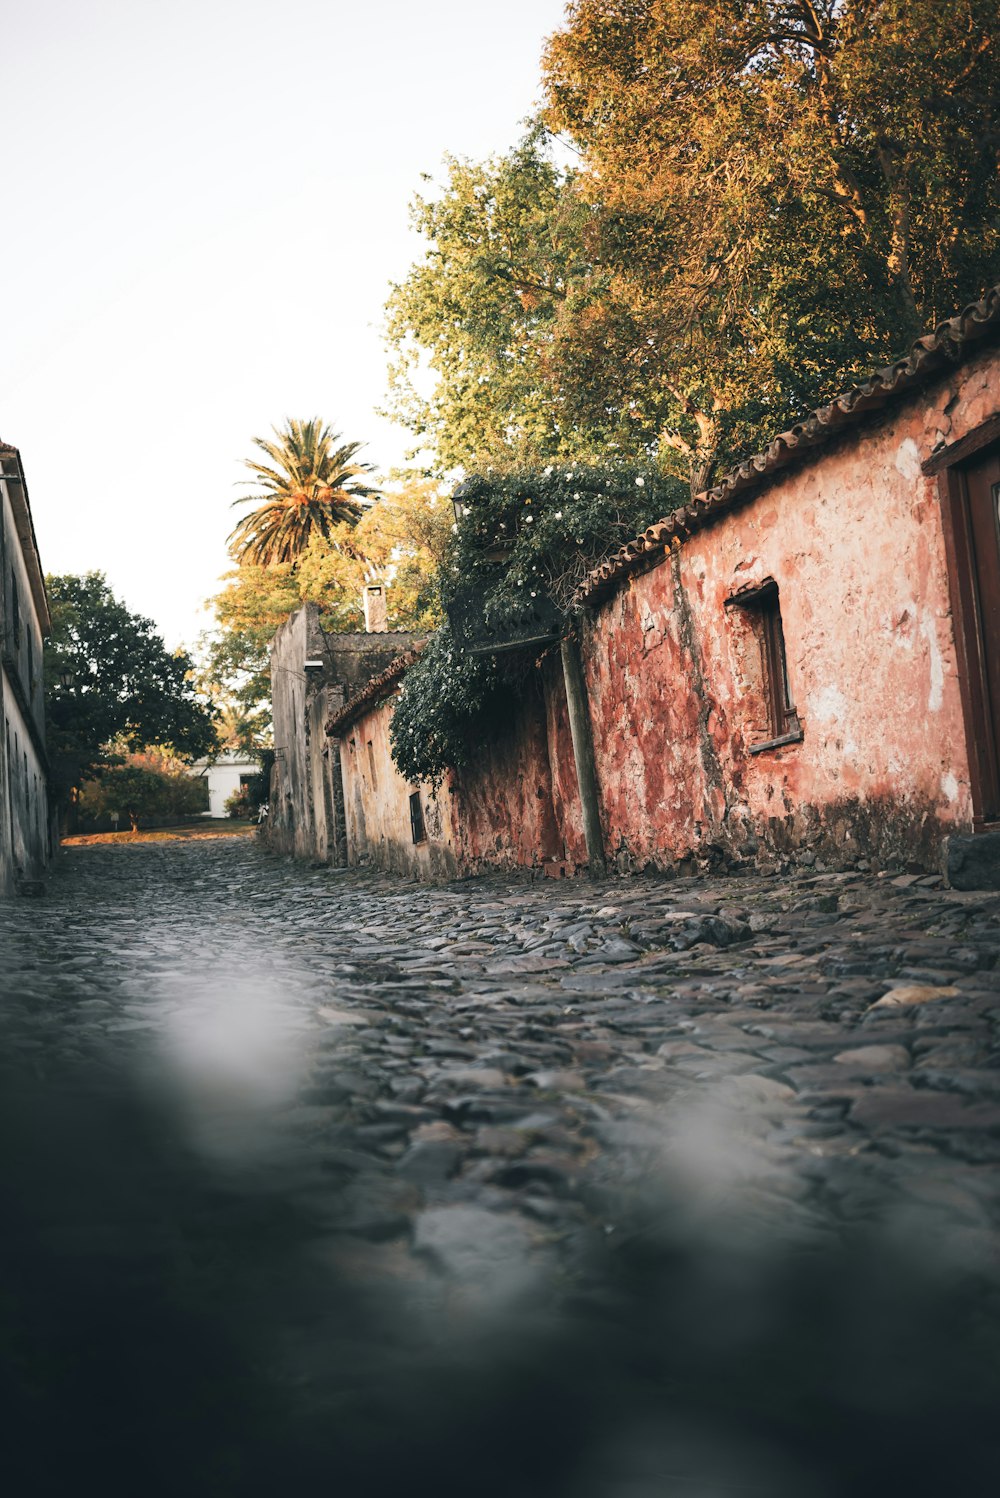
left=1, top=0, right=568, bottom=651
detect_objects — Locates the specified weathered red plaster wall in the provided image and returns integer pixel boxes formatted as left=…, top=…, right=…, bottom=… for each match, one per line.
left=539, top=657, right=587, bottom=866
left=450, top=672, right=572, bottom=869
left=337, top=669, right=581, bottom=878
left=584, top=349, right=998, bottom=871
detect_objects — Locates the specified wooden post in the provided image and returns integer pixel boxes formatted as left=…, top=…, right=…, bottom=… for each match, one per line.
left=560, top=627, right=606, bottom=877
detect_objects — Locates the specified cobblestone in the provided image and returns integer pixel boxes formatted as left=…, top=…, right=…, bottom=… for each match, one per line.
left=3, top=837, right=1000, bottom=1494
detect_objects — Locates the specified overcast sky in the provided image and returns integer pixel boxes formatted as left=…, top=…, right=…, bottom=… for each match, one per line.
left=1, top=0, right=568, bottom=650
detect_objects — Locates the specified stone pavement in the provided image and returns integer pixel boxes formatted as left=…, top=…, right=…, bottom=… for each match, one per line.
left=2, top=836, right=1000, bottom=1495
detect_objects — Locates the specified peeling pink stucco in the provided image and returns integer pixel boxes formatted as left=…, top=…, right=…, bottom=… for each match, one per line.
left=582, top=350, right=996, bottom=871
left=338, top=665, right=585, bottom=878
left=332, top=346, right=998, bottom=878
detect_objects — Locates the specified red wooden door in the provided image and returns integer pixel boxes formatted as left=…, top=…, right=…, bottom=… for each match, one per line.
left=961, top=448, right=1000, bottom=820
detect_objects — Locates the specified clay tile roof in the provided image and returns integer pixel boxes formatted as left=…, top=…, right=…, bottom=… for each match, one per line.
left=324, top=645, right=425, bottom=737
left=575, top=283, right=1000, bottom=608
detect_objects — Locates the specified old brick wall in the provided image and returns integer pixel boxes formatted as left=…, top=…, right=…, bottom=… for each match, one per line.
left=582, top=348, right=998, bottom=872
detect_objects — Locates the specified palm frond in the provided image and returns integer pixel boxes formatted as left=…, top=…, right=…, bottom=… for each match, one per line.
left=227, top=417, right=381, bottom=565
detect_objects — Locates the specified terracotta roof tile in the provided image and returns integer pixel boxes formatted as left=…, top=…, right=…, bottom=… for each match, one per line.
left=325, top=645, right=425, bottom=736
left=576, top=283, right=1000, bottom=607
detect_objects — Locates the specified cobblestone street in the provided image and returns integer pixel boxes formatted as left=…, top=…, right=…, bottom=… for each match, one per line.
left=3, top=834, right=1000, bottom=1495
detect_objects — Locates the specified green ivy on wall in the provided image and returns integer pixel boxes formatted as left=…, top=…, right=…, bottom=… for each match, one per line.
left=389, top=464, right=684, bottom=785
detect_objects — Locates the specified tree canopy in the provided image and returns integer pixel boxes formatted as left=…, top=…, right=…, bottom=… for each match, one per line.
left=387, top=1, right=1000, bottom=489
left=77, top=749, right=210, bottom=832
left=542, top=0, right=1000, bottom=483
left=45, top=572, right=218, bottom=796
left=384, top=132, right=603, bottom=473
left=227, top=418, right=378, bottom=566
left=202, top=479, right=451, bottom=722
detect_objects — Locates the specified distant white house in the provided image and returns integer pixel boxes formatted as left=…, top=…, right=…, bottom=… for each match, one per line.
left=190, top=750, right=260, bottom=818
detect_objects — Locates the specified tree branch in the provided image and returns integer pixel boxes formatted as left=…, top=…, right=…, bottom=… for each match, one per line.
left=490, top=263, right=567, bottom=300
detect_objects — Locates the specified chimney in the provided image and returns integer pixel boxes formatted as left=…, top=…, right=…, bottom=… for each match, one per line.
left=363, top=582, right=388, bottom=633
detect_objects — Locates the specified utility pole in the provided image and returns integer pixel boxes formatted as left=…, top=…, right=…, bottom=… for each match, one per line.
left=560, top=624, right=606, bottom=877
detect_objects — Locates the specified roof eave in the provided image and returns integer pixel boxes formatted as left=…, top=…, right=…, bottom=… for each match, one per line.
left=0, top=445, right=52, bottom=636
left=575, top=283, right=1000, bottom=610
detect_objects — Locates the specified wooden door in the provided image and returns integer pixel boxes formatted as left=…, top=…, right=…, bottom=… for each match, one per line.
left=958, top=447, right=1000, bottom=821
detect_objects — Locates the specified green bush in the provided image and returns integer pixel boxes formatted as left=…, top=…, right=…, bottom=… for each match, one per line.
left=442, top=462, right=684, bottom=614
left=389, top=622, right=526, bottom=787
left=223, top=786, right=251, bottom=819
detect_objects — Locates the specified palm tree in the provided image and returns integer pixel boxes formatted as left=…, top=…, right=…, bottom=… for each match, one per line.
left=227, top=418, right=378, bottom=566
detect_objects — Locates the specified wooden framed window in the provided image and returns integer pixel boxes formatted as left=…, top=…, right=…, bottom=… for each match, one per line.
left=409, top=790, right=426, bottom=844
left=726, top=579, right=802, bottom=753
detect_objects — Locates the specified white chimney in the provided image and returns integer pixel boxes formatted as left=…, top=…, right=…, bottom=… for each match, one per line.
left=363, top=583, right=388, bottom=633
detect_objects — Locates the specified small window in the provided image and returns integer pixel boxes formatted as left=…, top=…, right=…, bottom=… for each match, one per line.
left=409, top=790, right=426, bottom=844
left=726, top=579, right=801, bottom=753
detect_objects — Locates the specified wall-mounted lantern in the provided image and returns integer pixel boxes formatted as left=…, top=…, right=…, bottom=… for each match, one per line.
left=303, top=658, right=324, bottom=676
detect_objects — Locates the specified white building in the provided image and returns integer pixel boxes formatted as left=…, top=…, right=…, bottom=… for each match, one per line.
left=0, top=441, right=51, bottom=893
left=190, top=750, right=260, bottom=818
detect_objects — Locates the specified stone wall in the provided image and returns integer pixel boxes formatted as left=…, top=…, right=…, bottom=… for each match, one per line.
left=267, top=603, right=423, bottom=864
left=336, top=661, right=585, bottom=879
left=582, top=346, right=996, bottom=873
left=330, top=343, right=999, bottom=881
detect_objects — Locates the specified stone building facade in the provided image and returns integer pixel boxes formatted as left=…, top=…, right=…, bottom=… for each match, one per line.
left=327, top=287, right=1000, bottom=885
left=0, top=442, right=52, bottom=894
left=266, top=602, right=422, bottom=864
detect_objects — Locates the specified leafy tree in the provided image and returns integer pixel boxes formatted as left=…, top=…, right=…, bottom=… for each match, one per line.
left=388, top=5, right=999, bottom=490
left=442, top=462, right=682, bottom=616
left=199, top=563, right=304, bottom=734
left=384, top=132, right=608, bottom=473
left=227, top=418, right=378, bottom=566
left=202, top=480, right=450, bottom=719
left=211, top=702, right=270, bottom=761
left=44, top=572, right=218, bottom=798
left=542, top=0, right=1000, bottom=484
left=295, top=477, right=452, bottom=629
left=77, top=749, right=209, bottom=831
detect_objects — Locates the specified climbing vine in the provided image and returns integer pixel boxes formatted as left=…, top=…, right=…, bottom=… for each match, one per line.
left=389, top=464, right=684, bottom=785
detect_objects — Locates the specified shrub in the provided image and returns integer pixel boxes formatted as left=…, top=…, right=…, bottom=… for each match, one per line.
left=223, top=787, right=251, bottom=819
left=442, top=462, right=684, bottom=614
left=389, top=622, right=521, bottom=787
